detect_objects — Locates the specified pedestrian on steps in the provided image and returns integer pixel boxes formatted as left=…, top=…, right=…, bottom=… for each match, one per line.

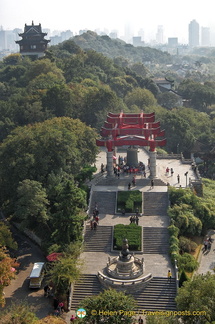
left=167, top=269, right=172, bottom=282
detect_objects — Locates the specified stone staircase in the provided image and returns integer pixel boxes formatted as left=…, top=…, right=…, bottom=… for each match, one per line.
left=71, top=274, right=103, bottom=310
left=71, top=275, right=177, bottom=311
left=142, top=227, right=169, bottom=254
left=143, top=192, right=169, bottom=216
left=90, top=191, right=116, bottom=215
left=84, top=225, right=112, bottom=252
left=132, top=277, right=177, bottom=311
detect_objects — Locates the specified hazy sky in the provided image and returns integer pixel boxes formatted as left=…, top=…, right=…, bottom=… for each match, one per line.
left=1, top=0, right=215, bottom=42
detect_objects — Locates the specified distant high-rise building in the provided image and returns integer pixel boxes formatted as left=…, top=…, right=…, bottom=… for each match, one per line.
left=201, top=27, right=210, bottom=46
left=61, top=30, right=73, bottom=42
left=168, top=37, right=178, bottom=47
left=124, top=22, right=133, bottom=43
left=188, top=19, right=199, bottom=47
left=132, top=36, right=144, bottom=47
left=156, top=25, right=164, bottom=44
left=0, top=29, right=6, bottom=51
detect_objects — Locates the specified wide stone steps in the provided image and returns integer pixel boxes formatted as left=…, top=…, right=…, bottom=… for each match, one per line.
left=84, top=225, right=112, bottom=252
left=71, top=274, right=103, bottom=310
left=132, top=277, right=177, bottom=311
left=90, top=191, right=116, bottom=215
left=142, top=227, right=169, bottom=254
left=71, top=275, right=177, bottom=311
left=143, top=192, right=168, bottom=216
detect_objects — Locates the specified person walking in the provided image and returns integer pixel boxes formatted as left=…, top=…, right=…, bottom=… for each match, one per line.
left=167, top=269, right=172, bottom=282
left=150, top=179, right=154, bottom=189
left=177, top=174, right=180, bottom=184
left=135, top=215, right=139, bottom=225
left=171, top=168, right=174, bottom=176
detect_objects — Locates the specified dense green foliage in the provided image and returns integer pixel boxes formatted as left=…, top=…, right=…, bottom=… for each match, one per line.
left=113, top=224, right=142, bottom=250
left=0, top=222, right=17, bottom=250
left=176, top=273, right=215, bottom=323
left=0, top=37, right=214, bottom=167
left=117, top=190, right=142, bottom=213
left=80, top=289, right=136, bottom=324
left=0, top=117, right=97, bottom=248
left=72, top=31, right=171, bottom=64
left=0, top=302, right=38, bottom=324
left=168, top=182, right=215, bottom=271
left=47, top=250, right=83, bottom=295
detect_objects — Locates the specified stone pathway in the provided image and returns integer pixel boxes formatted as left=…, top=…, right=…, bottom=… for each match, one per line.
left=197, top=229, right=215, bottom=275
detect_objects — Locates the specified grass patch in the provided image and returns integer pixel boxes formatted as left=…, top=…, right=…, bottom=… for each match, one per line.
left=113, top=224, right=142, bottom=251
left=186, top=236, right=204, bottom=279
left=117, top=190, right=142, bottom=213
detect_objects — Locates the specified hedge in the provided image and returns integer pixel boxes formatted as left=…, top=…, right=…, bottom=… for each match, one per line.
left=117, top=191, right=142, bottom=213
left=113, top=224, right=142, bottom=251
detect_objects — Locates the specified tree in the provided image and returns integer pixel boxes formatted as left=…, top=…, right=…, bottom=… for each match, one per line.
left=15, top=179, right=49, bottom=230
left=0, top=247, right=19, bottom=306
left=125, top=87, right=156, bottom=109
left=47, top=252, right=83, bottom=296
left=146, top=315, right=180, bottom=324
left=0, top=301, right=38, bottom=323
left=109, top=76, right=133, bottom=98
left=129, top=62, right=149, bottom=78
left=36, top=316, right=66, bottom=324
left=0, top=117, right=98, bottom=207
left=157, top=91, right=181, bottom=109
left=25, top=58, right=64, bottom=82
left=0, top=222, right=17, bottom=250
left=176, top=272, right=215, bottom=323
left=160, top=111, right=195, bottom=153
left=49, top=179, right=86, bottom=245
left=42, top=84, right=74, bottom=117
left=81, top=289, right=136, bottom=324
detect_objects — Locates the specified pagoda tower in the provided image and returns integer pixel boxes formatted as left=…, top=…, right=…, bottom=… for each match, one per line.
left=16, top=21, right=50, bottom=58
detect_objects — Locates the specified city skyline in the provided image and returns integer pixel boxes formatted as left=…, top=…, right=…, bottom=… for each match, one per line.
left=1, top=0, right=215, bottom=43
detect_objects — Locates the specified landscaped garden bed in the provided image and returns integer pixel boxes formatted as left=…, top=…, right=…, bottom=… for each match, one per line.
left=113, top=224, right=142, bottom=251
left=117, top=190, right=142, bottom=213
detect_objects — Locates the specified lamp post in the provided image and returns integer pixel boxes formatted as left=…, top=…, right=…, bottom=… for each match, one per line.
left=184, top=171, right=188, bottom=187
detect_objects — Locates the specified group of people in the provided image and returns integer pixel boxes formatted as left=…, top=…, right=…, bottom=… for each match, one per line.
left=166, top=167, right=174, bottom=176
left=130, top=215, right=139, bottom=225
left=90, top=203, right=100, bottom=230
left=203, top=236, right=213, bottom=252
left=128, top=176, right=137, bottom=189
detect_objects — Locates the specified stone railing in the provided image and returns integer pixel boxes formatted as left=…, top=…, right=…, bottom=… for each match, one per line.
left=97, top=271, right=152, bottom=287
left=157, top=153, right=181, bottom=160
left=174, top=259, right=179, bottom=292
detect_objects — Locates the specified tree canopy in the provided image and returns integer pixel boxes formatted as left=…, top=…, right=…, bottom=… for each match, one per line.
left=80, top=289, right=136, bottom=324
left=176, top=272, right=215, bottom=324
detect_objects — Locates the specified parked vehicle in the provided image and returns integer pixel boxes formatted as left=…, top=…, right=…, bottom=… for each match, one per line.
left=29, top=262, right=45, bottom=288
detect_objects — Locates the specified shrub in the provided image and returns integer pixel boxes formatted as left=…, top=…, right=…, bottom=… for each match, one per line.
left=178, top=253, right=199, bottom=272
left=179, top=269, right=189, bottom=288
left=168, top=224, right=179, bottom=237
left=169, top=235, right=179, bottom=246
left=117, top=191, right=142, bottom=213
left=170, top=243, right=179, bottom=254
left=179, top=236, right=197, bottom=254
